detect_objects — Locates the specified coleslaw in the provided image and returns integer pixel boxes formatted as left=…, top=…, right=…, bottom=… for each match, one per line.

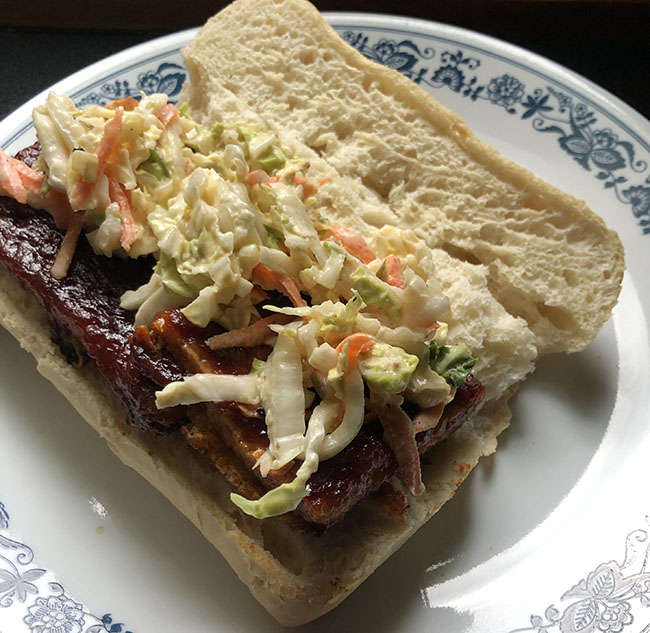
left=0, top=92, right=477, bottom=518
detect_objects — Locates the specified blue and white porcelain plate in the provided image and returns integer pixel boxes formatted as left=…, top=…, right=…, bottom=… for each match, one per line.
left=1, top=14, right=649, bottom=633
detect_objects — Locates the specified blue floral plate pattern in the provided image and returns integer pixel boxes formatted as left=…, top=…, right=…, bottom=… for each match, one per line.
left=1, top=14, right=649, bottom=633
left=342, top=29, right=650, bottom=234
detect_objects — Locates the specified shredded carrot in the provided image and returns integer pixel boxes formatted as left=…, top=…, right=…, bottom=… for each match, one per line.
left=157, top=104, right=179, bottom=127
left=385, top=255, right=405, bottom=288
left=266, top=176, right=279, bottom=184
left=69, top=179, right=94, bottom=209
left=246, top=169, right=269, bottom=186
left=336, top=332, right=375, bottom=368
left=0, top=149, right=29, bottom=203
left=302, top=181, right=318, bottom=198
left=250, top=285, right=269, bottom=304
left=330, top=224, right=376, bottom=264
left=294, top=175, right=306, bottom=186
left=207, top=314, right=291, bottom=350
left=94, top=107, right=124, bottom=174
left=278, top=275, right=306, bottom=307
left=252, top=262, right=276, bottom=288
left=50, top=211, right=84, bottom=279
left=12, top=159, right=45, bottom=192
left=70, top=106, right=124, bottom=209
left=108, top=97, right=139, bottom=111
left=45, top=190, right=75, bottom=229
left=319, top=177, right=332, bottom=186
left=252, top=263, right=306, bottom=307
left=335, top=332, right=375, bottom=354
left=108, top=178, right=136, bottom=251
left=0, top=148, right=76, bottom=229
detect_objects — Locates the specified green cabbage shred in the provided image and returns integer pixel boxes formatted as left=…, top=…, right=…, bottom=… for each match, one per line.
left=429, top=340, right=477, bottom=388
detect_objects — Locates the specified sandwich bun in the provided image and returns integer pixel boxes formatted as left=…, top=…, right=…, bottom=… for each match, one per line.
left=0, top=0, right=624, bottom=625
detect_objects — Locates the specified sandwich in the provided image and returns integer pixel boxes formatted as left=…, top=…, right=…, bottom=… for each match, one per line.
left=0, top=0, right=624, bottom=625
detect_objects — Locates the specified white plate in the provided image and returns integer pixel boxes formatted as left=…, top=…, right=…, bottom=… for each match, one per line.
left=1, top=13, right=649, bottom=633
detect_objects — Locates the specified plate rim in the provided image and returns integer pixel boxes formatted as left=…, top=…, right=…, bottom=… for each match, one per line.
left=0, top=12, right=647, bottom=633
left=2, top=13, right=649, bottom=148
left=323, top=11, right=650, bottom=143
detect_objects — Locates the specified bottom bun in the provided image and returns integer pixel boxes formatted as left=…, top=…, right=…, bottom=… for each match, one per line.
left=0, top=260, right=513, bottom=626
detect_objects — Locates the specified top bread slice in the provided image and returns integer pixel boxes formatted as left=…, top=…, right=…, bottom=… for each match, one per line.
left=181, top=0, right=624, bottom=361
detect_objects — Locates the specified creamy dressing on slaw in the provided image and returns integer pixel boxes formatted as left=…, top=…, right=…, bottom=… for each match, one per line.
left=3, top=91, right=478, bottom=519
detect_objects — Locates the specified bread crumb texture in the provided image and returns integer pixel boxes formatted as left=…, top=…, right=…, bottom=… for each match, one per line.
left=183, top=0, right=624, bottom=361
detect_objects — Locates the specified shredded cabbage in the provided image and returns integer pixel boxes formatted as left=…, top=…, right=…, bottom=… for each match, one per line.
left=156, top=374, right=261, bottom=408
left=261, top=331, right=307, bottom=469
left=23, top=90, right=475, bottom=520
left=230, top=404, right=326, bottom=518
left=321, top=362, right=365, bottom=460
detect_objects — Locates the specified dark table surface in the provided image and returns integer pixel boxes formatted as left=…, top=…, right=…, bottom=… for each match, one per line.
left=1, top=1, right=649, bottom=124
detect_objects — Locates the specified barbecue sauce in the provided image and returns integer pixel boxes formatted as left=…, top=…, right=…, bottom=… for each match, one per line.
left=0, top=196, right=184, bottom=433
